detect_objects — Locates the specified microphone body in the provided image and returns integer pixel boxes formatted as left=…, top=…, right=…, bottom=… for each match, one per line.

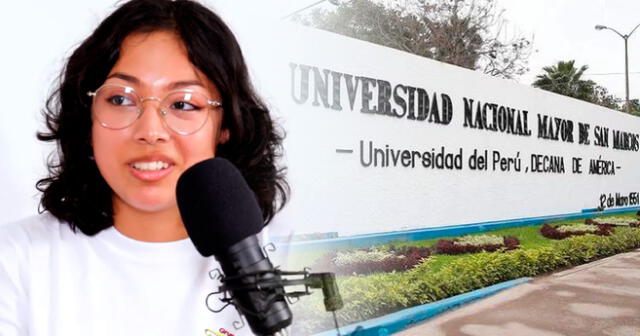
left=176, top=158, right=292, bottom=336
left=216, top=235, right=292, bottom=335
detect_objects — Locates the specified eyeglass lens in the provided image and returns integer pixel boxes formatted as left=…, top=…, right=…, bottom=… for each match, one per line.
left=92, top=85, right=212, bottom=134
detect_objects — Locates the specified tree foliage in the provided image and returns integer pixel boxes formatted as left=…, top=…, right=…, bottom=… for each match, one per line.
left=532, top=60, right=595, bottom=100
left=621, top=99, right=640, bottom=116
left=297, top=0, right=532, bottom=79
left=532, top=60, right=630, bottom=113
left=592, top=85, right=621, bottom=110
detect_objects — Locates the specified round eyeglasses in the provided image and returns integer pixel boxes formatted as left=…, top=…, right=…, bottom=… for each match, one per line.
left=87, top=84, right=223, bottom=135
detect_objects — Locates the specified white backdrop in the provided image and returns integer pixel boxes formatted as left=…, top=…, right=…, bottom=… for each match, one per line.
left=2, top=1, right=639, bottom=239
left=0, top=0, right=295, bottom=229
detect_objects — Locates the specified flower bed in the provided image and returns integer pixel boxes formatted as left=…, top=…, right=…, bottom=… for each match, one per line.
left=313, top=245, right=431, bottom=276
left=540, top=223, right=613, bottom=239
left=587, top=217, right=640, bottom=227
left=292, top=227, right=640, bottom=335
left=434, top=234, right=520, bottom=254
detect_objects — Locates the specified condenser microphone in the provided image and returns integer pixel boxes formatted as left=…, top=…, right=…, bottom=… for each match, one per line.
left=176, top=157, right=292, bottom=336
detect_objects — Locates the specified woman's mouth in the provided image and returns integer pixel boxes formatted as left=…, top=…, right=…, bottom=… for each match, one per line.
left=129, top=160, right=174, bottom=181
left=132, top=161, right=171, bottom=171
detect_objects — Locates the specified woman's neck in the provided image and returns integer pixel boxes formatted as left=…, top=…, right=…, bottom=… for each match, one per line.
left=112, top=198, right=188, bottom=242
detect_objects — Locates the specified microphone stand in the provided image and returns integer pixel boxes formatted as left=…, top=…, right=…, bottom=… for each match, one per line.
left=207, top=269, right=344, bottom=336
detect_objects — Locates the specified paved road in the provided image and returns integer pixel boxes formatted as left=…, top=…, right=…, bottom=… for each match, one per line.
left=396, top=249, right=640, bottom=336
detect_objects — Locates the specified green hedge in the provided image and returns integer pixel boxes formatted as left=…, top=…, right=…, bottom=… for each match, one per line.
left=291, top=227, right=640, bottom=334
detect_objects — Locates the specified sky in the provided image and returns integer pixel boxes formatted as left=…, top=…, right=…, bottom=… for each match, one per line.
left=280, top=0, right=640, bottom=102
left=495, top=0, right=640, bottom=102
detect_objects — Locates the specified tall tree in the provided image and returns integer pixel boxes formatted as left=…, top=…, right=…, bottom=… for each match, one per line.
left=621, top=99, right=640, bottom=115
left=591, top=85, right=621, bottom=110
left=532, top=60, right=629, bottom=113
left=297, top=0, right=532, bottom=79
left=532, top=60, right=595, bottom=101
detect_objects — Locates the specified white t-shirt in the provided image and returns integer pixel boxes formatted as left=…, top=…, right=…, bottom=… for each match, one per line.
left=0, top=213, right=255, bottom=336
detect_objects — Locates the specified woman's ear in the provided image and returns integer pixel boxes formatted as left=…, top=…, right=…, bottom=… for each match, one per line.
left=218, top=129, right=230, bottom=144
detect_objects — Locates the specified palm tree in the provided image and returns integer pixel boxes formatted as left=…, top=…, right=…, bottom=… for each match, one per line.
left=532, top=60, right=595, bottom=101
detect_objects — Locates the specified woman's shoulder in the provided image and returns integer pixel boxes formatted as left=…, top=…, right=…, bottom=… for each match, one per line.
left=0, top=213, right=69, bottom=252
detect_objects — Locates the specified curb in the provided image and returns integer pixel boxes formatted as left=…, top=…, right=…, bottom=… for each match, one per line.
left=313, top=277, right=531, bottom=336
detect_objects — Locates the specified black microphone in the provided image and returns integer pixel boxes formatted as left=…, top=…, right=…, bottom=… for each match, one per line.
left=176, top=157, right=292, bottom=336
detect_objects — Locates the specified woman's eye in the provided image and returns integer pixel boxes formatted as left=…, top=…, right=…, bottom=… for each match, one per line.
left=171, top=101, right=198, bottom=111
left=107, top=95, right=134, bottom=106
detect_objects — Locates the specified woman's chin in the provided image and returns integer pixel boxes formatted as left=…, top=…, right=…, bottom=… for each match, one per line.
left=114, top=194, right=178, bottom=215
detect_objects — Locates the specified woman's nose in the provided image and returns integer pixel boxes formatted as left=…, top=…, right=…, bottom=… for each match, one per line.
left=132, top=100, right=170, bottom=144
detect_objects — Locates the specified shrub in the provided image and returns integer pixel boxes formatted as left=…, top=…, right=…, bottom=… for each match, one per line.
left=503, top=236, right=520, bottom=250
left=456, top=234, right=504, bottom=246
left=291, top=227, right=640, bottom=335
left=434, top=235, right=520, bottom=254
left=333, top=249, right=394, bottom=267
left=557, top=224, right=598, bottom=233
left=590, top=216, right=640, bottom=227
left=540, top=223, right=613, bottom=240
left=313, top=246, right=431, bottom=276
left=390, top=245, right=432, bottom=261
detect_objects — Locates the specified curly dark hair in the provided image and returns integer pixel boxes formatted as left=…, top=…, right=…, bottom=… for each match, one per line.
left=37, top=0, right=288, bottom=235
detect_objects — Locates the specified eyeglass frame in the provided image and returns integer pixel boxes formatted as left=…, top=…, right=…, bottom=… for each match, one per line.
left=86, top=83, right=223, bottom=135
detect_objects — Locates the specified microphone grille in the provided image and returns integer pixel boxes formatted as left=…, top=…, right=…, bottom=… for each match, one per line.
left=176, top=158, right=264, bottom=257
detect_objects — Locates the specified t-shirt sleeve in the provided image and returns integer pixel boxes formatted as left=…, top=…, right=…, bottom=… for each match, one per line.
left=0, top=223, right=29, bottom=335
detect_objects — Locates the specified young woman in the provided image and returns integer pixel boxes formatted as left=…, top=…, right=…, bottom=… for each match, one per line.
left=0, top=0, right=287, bottom=335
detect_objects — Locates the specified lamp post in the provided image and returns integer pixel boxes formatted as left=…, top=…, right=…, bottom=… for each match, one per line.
left=595, top=23, right=640, bottom=113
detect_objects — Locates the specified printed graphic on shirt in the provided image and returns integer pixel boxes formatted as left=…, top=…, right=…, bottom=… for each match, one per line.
left=205, top=327, right=236, bottom=336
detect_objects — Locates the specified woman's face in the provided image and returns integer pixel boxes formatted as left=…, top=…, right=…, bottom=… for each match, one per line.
left=91, top=30, right=228, bottom=216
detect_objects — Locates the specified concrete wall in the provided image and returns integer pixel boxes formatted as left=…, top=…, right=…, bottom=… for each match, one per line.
left=264, top=25, right=640, bottom=237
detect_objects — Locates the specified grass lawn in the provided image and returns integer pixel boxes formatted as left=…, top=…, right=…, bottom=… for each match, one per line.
left=290, top=211, right=639, bottom=272
left=392, top=212, right=639, bottom=272
left=391, top=225, right=566, bottom=272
